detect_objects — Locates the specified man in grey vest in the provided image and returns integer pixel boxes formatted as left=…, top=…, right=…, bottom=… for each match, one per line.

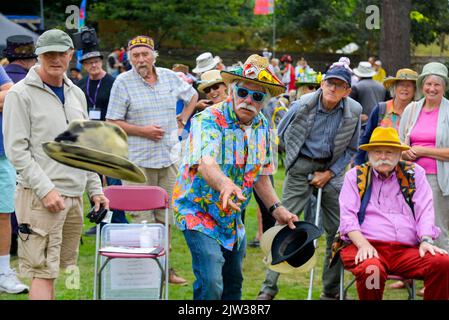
left=256, top=65, right=362, bottom=300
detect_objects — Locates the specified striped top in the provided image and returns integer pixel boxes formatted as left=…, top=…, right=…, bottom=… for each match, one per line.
left=106, top=67, right=196, bottom=168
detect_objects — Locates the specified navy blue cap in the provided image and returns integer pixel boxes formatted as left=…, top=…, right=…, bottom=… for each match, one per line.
left=323, top=66, right=352, bottom=87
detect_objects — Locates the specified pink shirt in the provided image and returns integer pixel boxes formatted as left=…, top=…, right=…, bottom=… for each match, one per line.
left=339, top=164, right=440, bottom=246
left=410, top=107, right=439, bottom=174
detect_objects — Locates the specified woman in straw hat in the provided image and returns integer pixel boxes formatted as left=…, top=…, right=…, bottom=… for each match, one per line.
left=399, top=62, right=449, bottom=277
left=354, top=68, right=418, bottom=165
left=195, top=69, right=228, bottom=111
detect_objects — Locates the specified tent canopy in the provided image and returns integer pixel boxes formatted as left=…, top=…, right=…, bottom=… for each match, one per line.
left=0, top=13, right=39, bottom=57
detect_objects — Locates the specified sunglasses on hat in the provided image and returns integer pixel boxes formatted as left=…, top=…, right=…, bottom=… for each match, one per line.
left=235, top=85, right=268, bottom=102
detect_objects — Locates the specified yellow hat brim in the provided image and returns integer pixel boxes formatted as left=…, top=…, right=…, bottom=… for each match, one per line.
left=359, top=142, right=410, bottom=152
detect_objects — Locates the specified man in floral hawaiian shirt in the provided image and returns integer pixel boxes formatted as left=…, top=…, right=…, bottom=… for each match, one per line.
left=172, top=55, right=298, bottom=300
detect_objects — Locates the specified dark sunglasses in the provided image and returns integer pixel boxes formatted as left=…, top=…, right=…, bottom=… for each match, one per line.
left=235, top=85, right=267, bottom=102
left=204, top=83, right=223, bottom=94
left=299, top=84, right=318, bottom=90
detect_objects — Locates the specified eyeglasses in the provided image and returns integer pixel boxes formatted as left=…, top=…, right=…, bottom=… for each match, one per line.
left=324, top=79, right=348, bottom=90
left=204, top=83, right=223, bottom=94
left=235, top=85, right=268, bottom=102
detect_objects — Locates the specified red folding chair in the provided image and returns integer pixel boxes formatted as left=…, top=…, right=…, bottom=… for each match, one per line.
left=339, top=263, right=416, bottom=300
left=93, top=186, right=170, bottom=300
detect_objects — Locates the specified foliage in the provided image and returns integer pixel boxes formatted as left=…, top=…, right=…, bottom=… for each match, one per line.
left=89, top=0, right=256, bottom=50
left=411, top=0, right=449, bottom=46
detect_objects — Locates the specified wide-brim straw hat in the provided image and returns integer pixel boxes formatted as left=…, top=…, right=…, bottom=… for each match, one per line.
left=359, top=127, right=410, bottom=151
left=260, top=221, right=322, bottom=274
left=42, top=120, right=147, bottom=183
left=383, top=68, right=418, bottom=90
left=197, top=70, right=225, bottom=93
left=221, top=54, right=286, bottom=97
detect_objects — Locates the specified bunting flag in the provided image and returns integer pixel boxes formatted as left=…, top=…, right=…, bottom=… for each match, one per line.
left=254, top=0, right=274, bottom=15
left=76, top=0, right=87, bottom=70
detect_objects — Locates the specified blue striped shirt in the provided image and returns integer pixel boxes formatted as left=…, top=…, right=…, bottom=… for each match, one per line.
left=106, top=67, right=196, bottom=168
left=300, top=97, right=344, bottom=160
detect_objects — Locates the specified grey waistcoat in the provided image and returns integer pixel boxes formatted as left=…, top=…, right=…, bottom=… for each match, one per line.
left=283, top=89, right=362, bottom=171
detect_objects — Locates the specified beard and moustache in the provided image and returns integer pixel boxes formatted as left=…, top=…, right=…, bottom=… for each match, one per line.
left=136, top=64, right=150, bottom=78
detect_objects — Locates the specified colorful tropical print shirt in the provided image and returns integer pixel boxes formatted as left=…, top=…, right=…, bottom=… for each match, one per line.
left=379, top=100, right=401, bottom=130
left=172, top=100, right=273, bottom=251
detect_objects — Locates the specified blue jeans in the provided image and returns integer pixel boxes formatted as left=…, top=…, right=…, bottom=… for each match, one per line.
left=105, top=177, right=128, bottom=223
left=90, top=176, right=128, bottom=224
left=183, top=229, right=246, bottom=300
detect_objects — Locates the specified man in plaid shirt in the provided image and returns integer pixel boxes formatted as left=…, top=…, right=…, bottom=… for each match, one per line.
left=106, top=35, right=198, bottom=284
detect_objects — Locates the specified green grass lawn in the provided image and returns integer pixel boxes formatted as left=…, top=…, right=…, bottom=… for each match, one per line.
left=1, top=168, right=422, bottom=300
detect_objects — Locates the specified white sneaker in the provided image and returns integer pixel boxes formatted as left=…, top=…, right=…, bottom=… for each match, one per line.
left=0, top=269, right=29, bottom=294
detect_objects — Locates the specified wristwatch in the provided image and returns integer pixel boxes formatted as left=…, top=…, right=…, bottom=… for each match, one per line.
left=269, top=202, right=282, bottom=215
left=420, top=236, right=434, bottom=245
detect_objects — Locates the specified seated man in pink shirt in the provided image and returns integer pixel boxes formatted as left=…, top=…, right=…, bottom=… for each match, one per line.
left=338, top=127, right=449, bottom=300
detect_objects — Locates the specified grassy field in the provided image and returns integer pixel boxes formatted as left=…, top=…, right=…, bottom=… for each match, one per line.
left=0, top=169, right=422, bottom=300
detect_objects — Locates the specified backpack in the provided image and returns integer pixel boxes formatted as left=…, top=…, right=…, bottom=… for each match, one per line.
left=329, top=161, right=416, bottom=267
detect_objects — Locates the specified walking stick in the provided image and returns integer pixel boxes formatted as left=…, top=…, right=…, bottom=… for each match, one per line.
left=307, top=174, right=322, bottom=300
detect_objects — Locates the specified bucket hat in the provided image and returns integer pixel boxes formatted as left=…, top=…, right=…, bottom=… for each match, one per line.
left=353, top=61, right=377, bottom=78
left=383, top=68, right=418, bottom=90
left=42, top=120, right=147, bottom=183
left=359, top=127, right=410, bottom=152
left=192, top=52, right=220, bottom=74
left=416, top=62, right=449, bottom=91
left=221, top=54, right=285, bottom=97
left=260, top=221, right=322, bottom=274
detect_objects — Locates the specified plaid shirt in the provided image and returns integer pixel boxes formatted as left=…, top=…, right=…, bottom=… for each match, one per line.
left=106, top=67, right=196, bottom=168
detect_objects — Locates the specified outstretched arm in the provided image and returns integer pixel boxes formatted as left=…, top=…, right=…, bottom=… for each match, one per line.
left=254, top=175, right=298, bottom=229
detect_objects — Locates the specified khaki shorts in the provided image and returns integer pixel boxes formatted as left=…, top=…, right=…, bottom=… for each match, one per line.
left=123, top=164, right=177, bottom=225
left=15, top=188, right=83, bottom=279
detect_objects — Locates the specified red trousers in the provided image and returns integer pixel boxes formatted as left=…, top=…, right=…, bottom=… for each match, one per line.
left=340, top=240, right=449, bottom=300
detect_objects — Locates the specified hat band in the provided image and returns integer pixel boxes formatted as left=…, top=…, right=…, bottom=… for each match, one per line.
left=368, top=140, right=401, bottom=145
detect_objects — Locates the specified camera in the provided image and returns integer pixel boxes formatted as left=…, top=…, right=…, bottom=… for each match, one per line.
left=86, top=206, right=108, bottom=224
left=73, top=26, right=99, bottom=51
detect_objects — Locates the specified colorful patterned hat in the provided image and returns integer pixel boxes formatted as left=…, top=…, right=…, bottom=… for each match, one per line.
left=128, top=35, right=154, bottom=51
left=221, top=54, right=285, bottom=96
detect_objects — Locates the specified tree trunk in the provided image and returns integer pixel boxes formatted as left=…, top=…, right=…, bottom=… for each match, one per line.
left=379, top=0, right=411, bottom=76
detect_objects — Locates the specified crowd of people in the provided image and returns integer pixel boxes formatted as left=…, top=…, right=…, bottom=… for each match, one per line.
left=0, top=28, right=449, bottom=301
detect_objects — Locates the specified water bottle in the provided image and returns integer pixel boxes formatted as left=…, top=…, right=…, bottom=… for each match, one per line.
left=139, top=220, right=153, bottom=248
